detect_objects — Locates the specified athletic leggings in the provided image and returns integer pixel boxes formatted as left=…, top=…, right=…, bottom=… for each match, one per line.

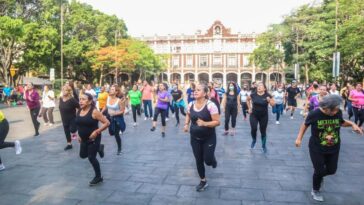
left=109, top=116, right=125, bottom=152
left=30, top=107, right=40, bottom=134
left=190, top=135, right=216, bottom=179
left=174, top=104, right=186, bottom=124
left=225, top=104, right=238, bottom=131
left=153, top=107, right=167, bottom=126
left=250, top=113, right=268, bottom=146
left=241, top=102, right=248, bottom=118
left=0, top=119, right=14, bottom=164
left=352, top=107, right=364, bottom=127
left=62, top=118, right=77, bottom=143
left=80, top=136, right=101, bottom=178
left=309, top=148, right=339, bottom=191
left=131, top=104, right=141, bottom=123
left=347, top=100, right=353, bottom=120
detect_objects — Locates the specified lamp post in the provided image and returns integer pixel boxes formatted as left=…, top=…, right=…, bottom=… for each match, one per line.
left=114, top=30, right=121, bottom=85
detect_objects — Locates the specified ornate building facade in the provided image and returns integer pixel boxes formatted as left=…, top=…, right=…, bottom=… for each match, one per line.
left=140, top=21, right=284, bottom=88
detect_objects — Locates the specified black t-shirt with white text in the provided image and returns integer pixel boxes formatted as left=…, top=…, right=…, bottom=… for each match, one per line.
left=286, top=87, right=300, bottom=99
left=305, top=109, right=345, bottom=153
left=171, top=90, right=183, bottom=101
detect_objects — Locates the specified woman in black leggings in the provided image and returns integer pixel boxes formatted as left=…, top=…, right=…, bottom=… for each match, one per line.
left=171, top=84, right=186, bottom=127
left=76, top=93, right=110, bottom=186
left=59, top=85, right=80, bottom=151
left=0, top=110, right=22, bottom=171
left=221, top=82, right=240, bottom=136
left=184, top=83, right=220, bottom=192
left=247, top=83, right=275, bottom=153
left=295, top=95, right=363, bottom=202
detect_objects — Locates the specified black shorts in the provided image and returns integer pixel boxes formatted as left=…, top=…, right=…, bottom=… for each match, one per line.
left=287, top=98, right=297, bottom=107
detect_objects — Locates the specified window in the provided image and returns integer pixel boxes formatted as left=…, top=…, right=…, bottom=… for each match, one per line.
left=173, top=56, right=180, bottom=68
left=228, top=54, right=237, bottom=67
left=186, top=55, right=193, bottom=67
left=243, top=55, right=250, bottom=67
left=199, top=55, right=208, bottom=67
left=213, top=54, right=222, bottom=67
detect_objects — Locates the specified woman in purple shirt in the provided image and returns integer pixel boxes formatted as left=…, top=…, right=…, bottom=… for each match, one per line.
left=150, top=83, right=170, bottom=137
left=24, top=83, right=41, bottom=136
left=305, top=85, right=328, bottom=114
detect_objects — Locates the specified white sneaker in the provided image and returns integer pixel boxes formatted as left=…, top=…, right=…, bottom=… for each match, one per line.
left=0, top=163, right=5, bottom=171
left=15, top=140, right=22, bottom=155
left=150, top=117, right=153, bottom=121
left=276, top=121, right=280, bottom=125
left=166, top=118, right=169, bottom=122
left=133, top=123, right=137, bottom=127
left=290, top=116, right=294, bottom=119
left=44, top=123, right=49, bottom=126
left=311, top=189, right=324, bottom=202
left=144, top=117, right=147, bottom=121
left=48, top=123, right=54, bottom=126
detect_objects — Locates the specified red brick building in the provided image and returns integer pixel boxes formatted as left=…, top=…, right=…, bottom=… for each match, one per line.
left=140, top=21, right=285, bottom=88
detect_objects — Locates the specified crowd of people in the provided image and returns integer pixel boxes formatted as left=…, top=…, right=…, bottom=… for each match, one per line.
left=0, top=79, right=364, bottom=202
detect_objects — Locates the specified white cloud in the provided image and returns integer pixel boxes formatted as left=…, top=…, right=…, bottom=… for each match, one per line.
left=78, top=0, right=315, bottom=37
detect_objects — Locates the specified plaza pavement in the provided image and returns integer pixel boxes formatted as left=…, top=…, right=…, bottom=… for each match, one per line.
left=0, top=104, right=364, bottom=205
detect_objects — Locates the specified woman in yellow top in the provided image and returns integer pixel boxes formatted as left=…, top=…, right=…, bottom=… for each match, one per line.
left=97, top=86, right=109, bottom=113
left=0, top=110, right=22, bottom=171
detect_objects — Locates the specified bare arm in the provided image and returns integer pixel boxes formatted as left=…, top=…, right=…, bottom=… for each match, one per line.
left=246, top=96, right=252, bottom=113
left=90, top=109, right=110, bottom=139
left=295, top=123, right=309, bottom=147
left=197, top=113, right=220, bottom=128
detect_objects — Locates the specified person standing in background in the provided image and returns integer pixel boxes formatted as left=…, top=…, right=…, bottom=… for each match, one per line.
left=24, top=83, right=41, bottom=136
left=140, top=80, right=154, bottom=120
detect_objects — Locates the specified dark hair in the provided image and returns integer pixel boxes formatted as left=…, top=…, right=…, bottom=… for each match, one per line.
left=198, top=83, right=209, bottom=99
left=313, top=84, right=319, bottom=89
left=190, top=82, right=196, bottom=90
left=227, top=82, right=238, bottom=96
left=82, top=93, right=96, bottom=108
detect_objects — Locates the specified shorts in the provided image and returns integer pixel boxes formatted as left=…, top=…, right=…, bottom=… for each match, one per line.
left=287, top=98, right=297, bottom=107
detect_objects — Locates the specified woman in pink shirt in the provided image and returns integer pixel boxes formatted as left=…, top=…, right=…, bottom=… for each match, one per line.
left=140, top=80, right=153, bottom=120
left=349, top=83, right=364, bottom=129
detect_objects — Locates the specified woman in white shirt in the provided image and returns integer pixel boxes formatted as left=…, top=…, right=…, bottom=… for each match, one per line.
left=40, top=85, right=56, bottom=126
left=272, top=84, right=285, bottom=124
left=239, top=85, right=251, bottom=120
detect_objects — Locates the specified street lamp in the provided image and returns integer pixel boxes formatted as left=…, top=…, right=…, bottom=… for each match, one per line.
left=114, top=30, right=121, bottom=85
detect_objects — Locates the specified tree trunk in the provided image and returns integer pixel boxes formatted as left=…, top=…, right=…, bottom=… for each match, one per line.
left=305, top=64, right=309, bottom=84
left=99, top=67, right=104, bottom=85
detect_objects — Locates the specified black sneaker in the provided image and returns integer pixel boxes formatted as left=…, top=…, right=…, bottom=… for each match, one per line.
left=89, top=177, right=103, bottom=186
left=161, top=132, right=165, bottom=138
left=99, top=144, right=104, bottom=158
left=196, top=180, right=208, bottom=192
left=117, top=149, right=122, bottom=155
left=250, top=140, right=256, bottom=149
left=64, top=144, right=73, bottom=151
left=34, top=132, right=39, bottom=137
left=150, top=127, right=156, bottom=132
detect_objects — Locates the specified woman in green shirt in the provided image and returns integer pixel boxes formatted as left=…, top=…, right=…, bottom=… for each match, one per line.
left=127, top=85, right=142, bottom=127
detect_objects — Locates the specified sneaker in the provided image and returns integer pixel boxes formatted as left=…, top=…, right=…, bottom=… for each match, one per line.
left=133, top=123, right=137, bottom=127
left=150, top=117, right=153, bottom=121
left=144, top=117, right=147, bottom=121
left=230, top=129, right=235, bottom=136
left=89, top=177, right=103, bottom=186
left=150, top=127, right=156, bottom=132
left=276, top=121, right=280, bottom=125
left=196, top=180, right=208, bottom=192
left=251, top=140, right=256, bottom=149
left=117, top=150, right=122, bottom=155
left=99, top=144, right=104, bottom=158
left=223, top=131, right=229, bottom=136
left=48, top=123, right=54, bottom=126
left=262, top=146, right=267, bottom=153
left=311, top=189, right=324, bottom=202
left=64, top=144, right=73, bottom=151
left=0, top=164, right=5, bottom=171
left=161, top=132, right=165, bottom=138
left=290, top=116, right=294, bottom=119
left=14, top=140, right=22, bottom=155
left=44, top=123, right=49, bottom=126
left=34, top=132, right=39, bottom=137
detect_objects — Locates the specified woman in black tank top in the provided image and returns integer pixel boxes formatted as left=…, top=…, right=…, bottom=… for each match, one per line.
left=76, top=93, right=110, bottom=186
left=221, top=82, right=240, bottom=136
left=184, top=83, right=220, bottom=192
